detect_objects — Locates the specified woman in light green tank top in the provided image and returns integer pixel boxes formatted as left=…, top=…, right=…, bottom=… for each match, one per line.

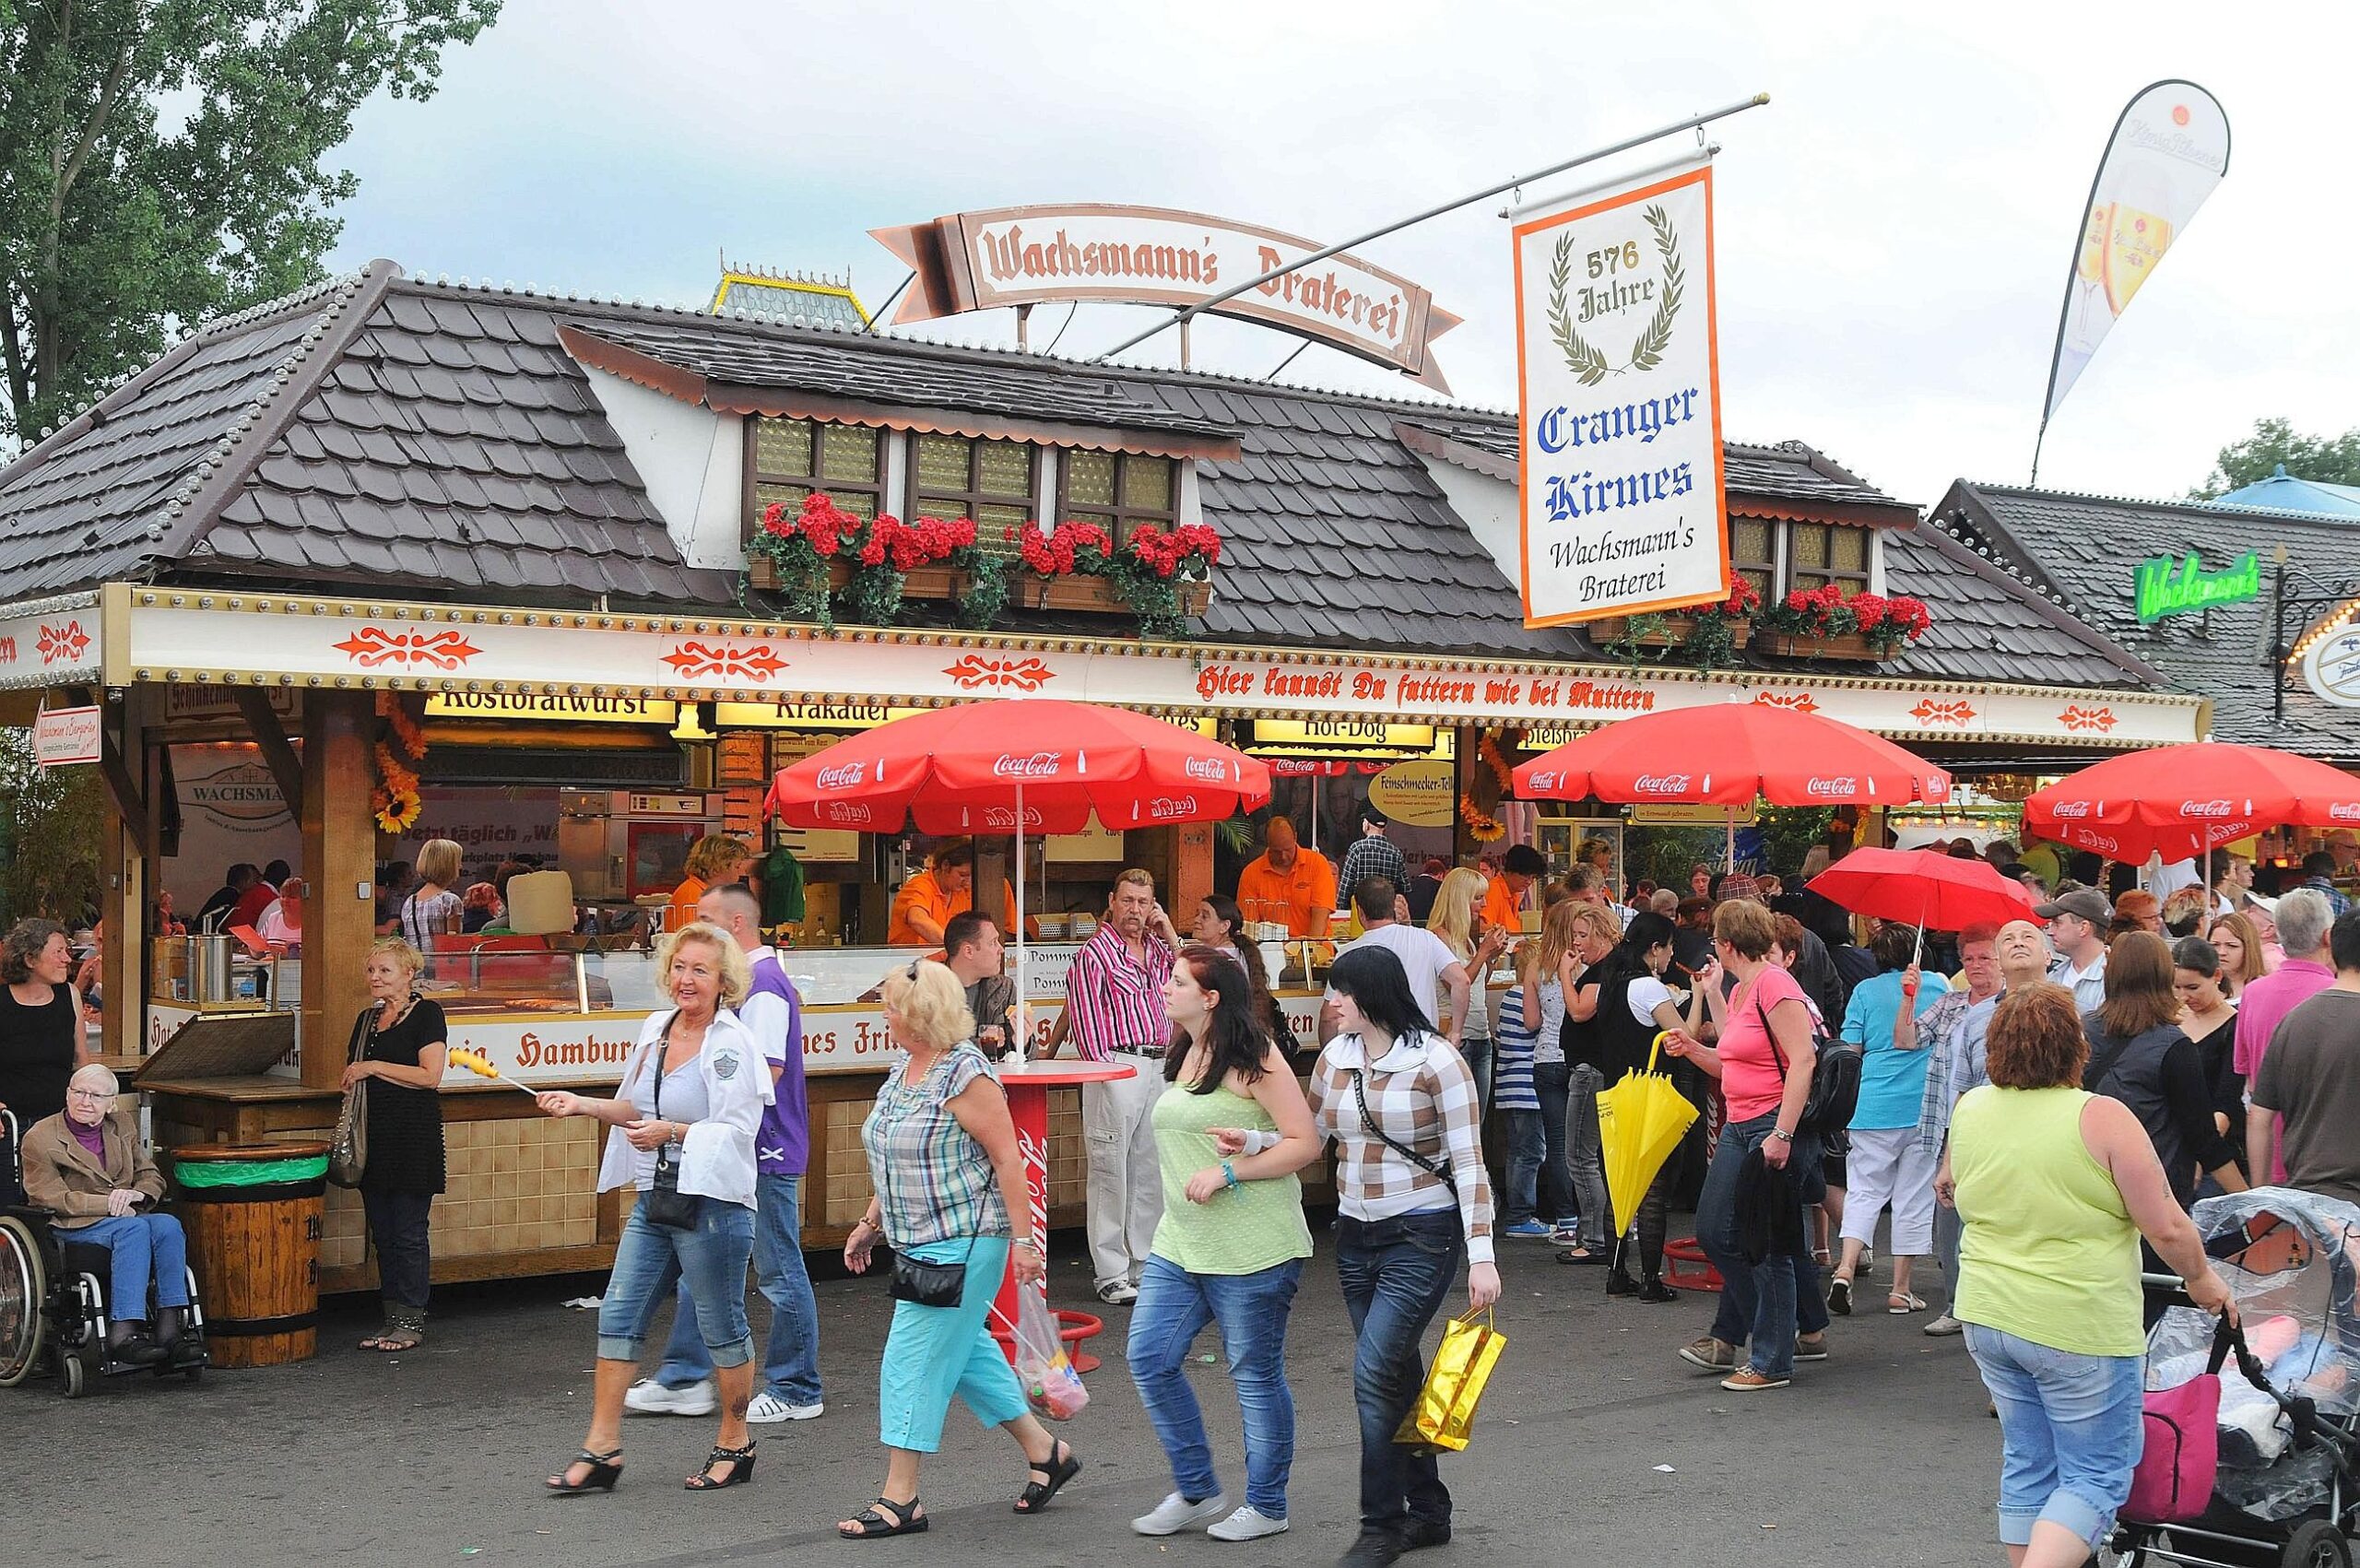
left=1941, top=984, right=2234, bottom=1568
left=1125, top=946, right=1321, bottom=1542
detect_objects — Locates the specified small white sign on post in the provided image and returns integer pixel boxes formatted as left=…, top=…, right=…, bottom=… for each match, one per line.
left=32, top=704, right=101, bottom=768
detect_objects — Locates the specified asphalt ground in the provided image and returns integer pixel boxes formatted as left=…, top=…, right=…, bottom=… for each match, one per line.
left=13, top=1217, right=2004, bottom=1567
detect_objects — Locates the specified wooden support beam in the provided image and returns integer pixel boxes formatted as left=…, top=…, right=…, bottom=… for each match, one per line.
left=231, top=688, right=304, bottom=824
left=96, top=704, right=153, bottom=862
left=298, top=691, right=375, bottom=1091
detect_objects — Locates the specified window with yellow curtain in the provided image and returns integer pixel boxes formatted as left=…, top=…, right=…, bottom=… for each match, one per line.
left=1788, top=521, right=1870, bottom=595
left=1056, top=449, right=1178, bottom=543
left=908, top=433, right=1037, bottom=558
left=1729, top=516, right=1777, bottom=602
left=747, top=417, right=884, bottom=539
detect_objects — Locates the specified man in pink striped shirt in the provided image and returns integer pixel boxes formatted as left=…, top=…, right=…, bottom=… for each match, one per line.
left=1063, top=867, right=1179, bottom=1303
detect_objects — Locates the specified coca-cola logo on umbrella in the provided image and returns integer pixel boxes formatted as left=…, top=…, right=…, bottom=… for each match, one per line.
left=1182, top=756, right=1231, bottom=783
left=2177, top=798, right=2238, bottom=819
left=1806, top=776, right=1859, bottom=798
left=993, top=751, right=1064, bottom=779
left=815, top=761, right=868, bottom=791
left=1632, top=773, right=1693, bottom=796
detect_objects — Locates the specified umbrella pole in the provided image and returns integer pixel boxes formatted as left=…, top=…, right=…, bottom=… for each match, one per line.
left=1726, top=806, right=1736, bottom=873
left=1014, top=780, right=1029, bottom=1066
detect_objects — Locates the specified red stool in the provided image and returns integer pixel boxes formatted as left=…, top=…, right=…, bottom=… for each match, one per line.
left=1663, top=1236, right=1722, bottom=1292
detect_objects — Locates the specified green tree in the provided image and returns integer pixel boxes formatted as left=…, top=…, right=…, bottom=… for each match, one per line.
left=0, top=727, right=107, bottom=923
left=2189, top=417, right=2360, bottom=500
left=0, top=0, right=501, bottom=448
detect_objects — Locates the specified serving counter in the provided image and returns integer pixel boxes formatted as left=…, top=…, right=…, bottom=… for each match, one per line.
left=137, top=942, right=1346, bottom=1294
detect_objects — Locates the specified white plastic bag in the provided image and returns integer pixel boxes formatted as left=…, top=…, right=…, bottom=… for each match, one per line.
left=1014, top=1289, right=1088, bottom=1421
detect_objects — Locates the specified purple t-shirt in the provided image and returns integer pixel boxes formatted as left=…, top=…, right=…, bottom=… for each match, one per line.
left=749, top=953, right=808, bottom=1176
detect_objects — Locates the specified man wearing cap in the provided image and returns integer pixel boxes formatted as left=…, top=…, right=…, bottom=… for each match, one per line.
left=1484, top=843, right=1548, bottom=934
left=2035, top=887, right=2113, bottom=1013
left=1339, top=807, right=1408, bottom=910
left=1234, top=817, right=1337, bottom=938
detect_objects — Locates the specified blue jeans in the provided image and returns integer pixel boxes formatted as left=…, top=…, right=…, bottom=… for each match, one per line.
left=1458, top=1036, right=1493, bottom=1119
left=75, top=1213, right=190, bottom=1315
left=1965, top=1323, right=2144, bottom=1550
left=597, top=1197, right=756, bottom=1367
left=1531, top=1061, right=1573, bottom=1223
left=1127, top=1254, right=1304, bottom=1517
left=655, top=1172, right=823, bottom=1402
left=1337, top=1209, right=1463, bottom=1533
left=1710, top=1214, right=1829, bottom=1342
left=1502, top=1111, right=1545, bottom=1227
left=1697, top=1112, right=1814, bottom=1378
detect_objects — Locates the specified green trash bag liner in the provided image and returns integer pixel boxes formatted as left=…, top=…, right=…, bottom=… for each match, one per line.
left=173, top=1154, right=330, bottom=1188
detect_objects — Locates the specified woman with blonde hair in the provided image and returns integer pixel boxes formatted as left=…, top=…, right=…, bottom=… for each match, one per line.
left=836, top=957, right=1075, bottom=1537
left=2207, top=911, right=2271, bottom=1000
left=397, top=838, right=465, bottom=948
left=344, top=937, right=448, bottom=1351
left=1426, top=867, right=1508, bottom=1110
left=537, top=923, right=771, bottom=1495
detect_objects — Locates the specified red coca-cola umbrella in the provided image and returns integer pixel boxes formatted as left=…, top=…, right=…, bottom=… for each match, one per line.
left=768, top=700, right=1268, bottom=1054
left=2023, top=743, right=2360, bottom=865
left=1511, top=701, right=1952, bottom=807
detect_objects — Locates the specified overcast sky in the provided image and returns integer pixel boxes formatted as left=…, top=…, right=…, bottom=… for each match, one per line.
left=324, top=0, right=2358, bottom=512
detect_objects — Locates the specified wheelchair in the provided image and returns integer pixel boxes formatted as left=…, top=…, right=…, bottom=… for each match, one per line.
left=0, top=1109, right=209, bottom=1397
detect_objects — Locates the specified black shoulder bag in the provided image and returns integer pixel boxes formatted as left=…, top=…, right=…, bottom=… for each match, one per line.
left=1758, top=985, right=1860, bottom=1138
left=327, top=1005, right=378, bottom=1188
left=636, top=1013, right=699, bottom=1231
left=1350, top=1038, right=1458, bottom=1196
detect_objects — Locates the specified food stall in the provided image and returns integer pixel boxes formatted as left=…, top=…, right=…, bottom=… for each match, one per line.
left=0, top=261, right=2205, bottom=1295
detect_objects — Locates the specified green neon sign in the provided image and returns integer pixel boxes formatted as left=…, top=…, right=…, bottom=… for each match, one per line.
left=2134, top=550, right=2260, bottom=622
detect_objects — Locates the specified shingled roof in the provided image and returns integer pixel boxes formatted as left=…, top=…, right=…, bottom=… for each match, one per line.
left=0, top=260, right=2163, bottom=695
left=1937, top=480, right=2359, bottom=758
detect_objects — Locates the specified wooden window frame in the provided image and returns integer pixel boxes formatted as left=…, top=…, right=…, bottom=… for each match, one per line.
left=1783, top=520, right=1874, bottom=597
left=743, top=416, right=887, bottom=542
left=1728, top=515, right=1778, bottom=601
left=1055, top=449, right=1180, bottom=543
left=904, top=432, right=1041, bottom=532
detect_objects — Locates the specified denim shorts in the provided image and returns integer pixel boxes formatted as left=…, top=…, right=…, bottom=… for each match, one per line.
left=596, top=1196, right=757, bottom=1367
left=1965, top=1322, right=2144, bottom=1550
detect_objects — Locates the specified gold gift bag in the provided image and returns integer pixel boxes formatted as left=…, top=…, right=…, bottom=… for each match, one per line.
left=1393, top=1309, right=1505, bottom=1454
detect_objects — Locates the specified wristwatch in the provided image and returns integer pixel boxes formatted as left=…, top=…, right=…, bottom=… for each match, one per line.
left=1766, top=1126, right=1796, bottom=1144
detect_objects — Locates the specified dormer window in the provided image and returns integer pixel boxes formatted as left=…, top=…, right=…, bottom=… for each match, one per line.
left=749, top=417, right=883, bottom=535
left=1788, top=521, right=1872, bottom=595
left=909, top=433, right=1039, bottom=556
left=1059, top=450, right=1178, bottom=543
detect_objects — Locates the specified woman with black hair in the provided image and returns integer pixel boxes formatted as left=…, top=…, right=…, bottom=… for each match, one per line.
left=1127, top=948, right=1320, bottom=1543
left=1581, top=911, right=1704, bottom=1302
left=1224, top=945, right=1493, bottom=1568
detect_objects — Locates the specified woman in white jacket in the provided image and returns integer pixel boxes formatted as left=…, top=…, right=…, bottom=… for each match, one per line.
left=537, top=922, right=773, bottom=1496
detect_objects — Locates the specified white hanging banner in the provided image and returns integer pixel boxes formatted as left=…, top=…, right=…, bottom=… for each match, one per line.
left=1512, top=158, right=1729, bottom=628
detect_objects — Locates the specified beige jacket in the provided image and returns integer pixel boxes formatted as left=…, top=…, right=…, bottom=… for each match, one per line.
left=20, top=1109, right=165, bottom=1230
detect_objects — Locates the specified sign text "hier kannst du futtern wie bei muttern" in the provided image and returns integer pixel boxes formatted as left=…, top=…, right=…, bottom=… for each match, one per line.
left=1513, top=160, right=1730, bottom=629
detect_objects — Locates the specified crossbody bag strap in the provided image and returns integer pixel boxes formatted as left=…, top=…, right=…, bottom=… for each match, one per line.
left=1349, top=1055, right=1457, bottom=1196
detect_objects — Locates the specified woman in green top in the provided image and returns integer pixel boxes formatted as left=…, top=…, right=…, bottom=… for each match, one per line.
left=1126, top=946, right=1320, bottom=1545
left=1941, top=982, right=2234, bottom=1568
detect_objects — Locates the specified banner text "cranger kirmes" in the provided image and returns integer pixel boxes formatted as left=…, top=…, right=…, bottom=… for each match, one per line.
left=1532, top=387, right=1703, bottom=522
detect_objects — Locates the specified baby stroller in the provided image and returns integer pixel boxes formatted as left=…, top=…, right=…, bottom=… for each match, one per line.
left=2106, top=1189, right=2360, bottom=1568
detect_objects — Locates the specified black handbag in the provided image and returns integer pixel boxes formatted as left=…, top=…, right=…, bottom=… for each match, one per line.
left=888, top=1239, right=978, bottom=1308
left=327, top=1007, right=378, bottom=1188
left=1758, top=988, right=1861, bottom=1138
left=636, top=1015, right=699, bottom=1231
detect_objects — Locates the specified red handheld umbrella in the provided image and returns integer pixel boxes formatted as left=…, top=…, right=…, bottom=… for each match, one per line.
left=767, top=701, right=1269, bottom=1059
left=2023, top=743, right=2360, bottom=865
left=1511, top=701, right=1953, bottom=808
left=1806, top=847, right=2040, bottom=932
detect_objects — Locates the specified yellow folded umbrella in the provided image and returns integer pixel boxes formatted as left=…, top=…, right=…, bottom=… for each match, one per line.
left=1596, top=1034, right=1698, bottom=1232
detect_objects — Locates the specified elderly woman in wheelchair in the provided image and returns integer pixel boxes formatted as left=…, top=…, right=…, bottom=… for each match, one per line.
left=19, top=1064, right=198, bottom=1366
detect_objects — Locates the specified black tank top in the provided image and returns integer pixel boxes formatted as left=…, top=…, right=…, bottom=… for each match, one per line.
left=0, top=983, right=79, bottom=1127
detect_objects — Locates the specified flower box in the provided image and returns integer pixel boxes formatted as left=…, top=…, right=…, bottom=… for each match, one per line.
left=1755, top=631, right=1885, bottom=661
left=824, top=559, right=964, bottom=600
left=1590, top=614, right=1752, bottom=650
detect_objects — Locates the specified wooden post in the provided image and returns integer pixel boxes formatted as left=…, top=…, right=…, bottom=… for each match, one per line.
left=99, top=689, right=150, bottom=1060
left=299, top=691, right=374, bottom=1091
left=1170, top=821, right=1214, bottom=914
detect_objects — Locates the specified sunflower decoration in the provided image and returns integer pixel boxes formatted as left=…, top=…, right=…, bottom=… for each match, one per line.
left=372, top=691, right=429, bottom=835
left=1457, top=727, right=1515, bottom=843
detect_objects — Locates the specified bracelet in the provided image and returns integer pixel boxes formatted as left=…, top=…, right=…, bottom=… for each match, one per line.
left=1221, top=1160, right=1240, bottom=1190
left=1767, top=1127, right=1795, bottom=1143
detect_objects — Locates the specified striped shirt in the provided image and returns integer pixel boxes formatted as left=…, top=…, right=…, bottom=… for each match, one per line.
left=1491, top=983, right=1540, bottom=1114
left=1063, top=924, right=1175, bottom=1060
left=861, top=1043, right=1009, bottom=1247
left=1309, top=1029, right=1495, bottom=1264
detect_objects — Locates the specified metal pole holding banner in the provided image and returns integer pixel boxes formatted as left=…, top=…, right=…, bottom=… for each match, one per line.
left=1090, top=93, right=1771, bottom=366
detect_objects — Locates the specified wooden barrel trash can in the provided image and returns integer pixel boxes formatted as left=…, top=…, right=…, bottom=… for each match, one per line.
left=171, top=1141, right=330, bottom=1369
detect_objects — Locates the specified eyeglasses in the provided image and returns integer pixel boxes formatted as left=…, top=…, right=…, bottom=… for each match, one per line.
left=65, top=1088, right=112, bottom=1103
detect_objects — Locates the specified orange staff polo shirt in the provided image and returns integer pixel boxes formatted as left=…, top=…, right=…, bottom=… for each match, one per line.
left=1234, top=849, right=1338, bottom=937
left=1482, top=873, right=1528, bottom=934
left=887, top=871, right=1020, bottom=946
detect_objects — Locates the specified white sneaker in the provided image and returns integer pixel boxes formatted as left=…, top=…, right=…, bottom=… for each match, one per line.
left=1923, top=1313, right=1965, bottom=1338
left=746, top=1392, right=825, bottom=1422
left=1097, top=1280, right=1139, bottom=1305
left=1132, top=1491, right=1230, bottom=1536
left=1207, top=1505, right=1290, bottom=1541
left=623, top=1376, right=716, bottom=1416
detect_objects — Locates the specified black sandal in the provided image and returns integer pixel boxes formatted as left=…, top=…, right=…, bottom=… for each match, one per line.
left=546, top=1447, right=622, bottom=1496
left=684, top=1441, right=756, bottom=1491
left=1013, top=1439, right=1080, bottom=1514
left=839, top=1496, right=927, bottom=1539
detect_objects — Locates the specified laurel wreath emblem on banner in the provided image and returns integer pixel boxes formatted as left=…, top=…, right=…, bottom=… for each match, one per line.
left=1547, top=203, right=1685, bottom=386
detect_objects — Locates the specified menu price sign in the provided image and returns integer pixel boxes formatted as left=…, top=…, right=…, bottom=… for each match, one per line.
left=1513, top=159, right=1729, bottom=628
left=33, top=704, right=101, bottom=768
